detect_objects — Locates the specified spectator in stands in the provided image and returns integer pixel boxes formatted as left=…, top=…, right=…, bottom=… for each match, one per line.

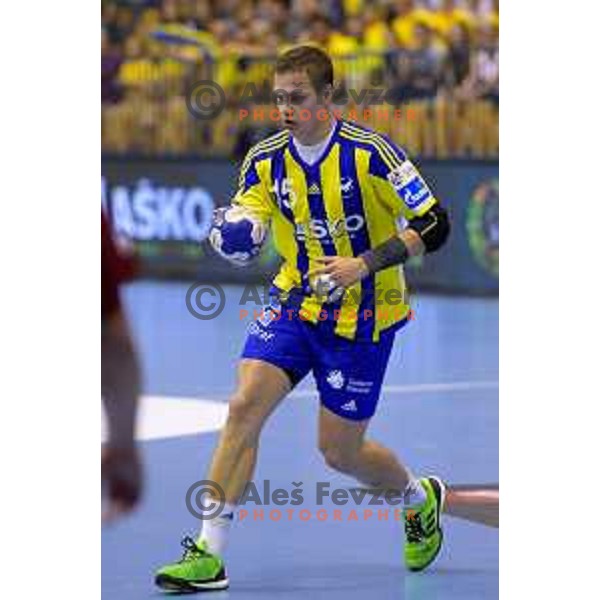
left=363, top=5, right=392, bottom=55
left=102, top=28, right=123, bottom=104
left=397, top=21, right=445, bottom=100
left=113, top=3, right=136, bottom=45
left=459, top=22, right=498, bottom=103
left=160, top=0, right=185, bottom=26
left=188, top=1, right=213, bottom=30
left=118, top=35, right=156, bottom=93
left=431, top=0, right=477, bottom=42
left=391, top=0, right=435, bottom=50
left=102, top=2, right=119, bottom=43
left=302, top=14, right=331, bottom=47
left=442, top=22, right=472, bottom=91
left=287, top=0, right=322, bottom=42
left=465, top=0, right=485, bottom=20
left=256, top=0, right=288, bottom=30
left=101, top=0, right=498, bottom=157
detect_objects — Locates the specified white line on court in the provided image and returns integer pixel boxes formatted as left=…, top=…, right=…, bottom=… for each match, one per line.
left=102, top=396, right=228, bottom=442
left=101, top=381, right=497, bottom=442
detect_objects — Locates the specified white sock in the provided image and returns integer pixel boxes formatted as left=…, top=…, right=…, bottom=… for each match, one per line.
left=198, top=502, right=235, bottom=555
left=403, top=478, right=428, bottom=507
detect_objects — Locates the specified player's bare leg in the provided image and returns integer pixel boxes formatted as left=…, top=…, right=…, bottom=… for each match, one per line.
left=318, top=405, right=416, bottom=493
left=318, top=405, right=445, bottom=572
left=205, top=359, right=291, bottom=504
left=155, top=358, right=291, bottom=592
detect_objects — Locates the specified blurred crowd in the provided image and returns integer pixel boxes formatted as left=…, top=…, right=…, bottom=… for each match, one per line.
left=102, top=0, right=499, bottom=157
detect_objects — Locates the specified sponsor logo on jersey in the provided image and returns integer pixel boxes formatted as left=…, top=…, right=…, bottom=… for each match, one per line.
left=295, top=215, right=365, bottom=242
left=340, top=177, right=354, bottom=197
left=307, top=182, right=321, bottom=195
left=387, top=161, right=433, bottom=210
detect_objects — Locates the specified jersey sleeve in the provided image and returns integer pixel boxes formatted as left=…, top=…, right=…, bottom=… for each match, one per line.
left=231, top=150, right=275, bottom=225
left=368, top=136, right=438, bottom=219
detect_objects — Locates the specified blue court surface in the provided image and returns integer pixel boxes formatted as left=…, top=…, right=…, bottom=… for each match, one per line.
left=102, top=281, right=498, bottom=599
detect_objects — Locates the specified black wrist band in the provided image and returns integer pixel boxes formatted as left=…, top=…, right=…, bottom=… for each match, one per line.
left=360, top=236, right=409, bottom=274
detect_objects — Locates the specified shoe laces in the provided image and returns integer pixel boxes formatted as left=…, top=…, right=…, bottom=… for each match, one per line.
left=405, top=512, right=425, bottom=543
left=179, top=536, right=208, bottom=562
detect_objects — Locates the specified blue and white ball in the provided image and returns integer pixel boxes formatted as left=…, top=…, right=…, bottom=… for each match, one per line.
left=209, top=206, right=267, bottom=265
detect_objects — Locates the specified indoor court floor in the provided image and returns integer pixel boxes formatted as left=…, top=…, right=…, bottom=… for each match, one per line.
left=102, top=281, right=499, bottom=599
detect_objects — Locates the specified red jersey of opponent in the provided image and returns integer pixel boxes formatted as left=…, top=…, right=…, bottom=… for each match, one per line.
left=101, top=211, right=137, bottom=318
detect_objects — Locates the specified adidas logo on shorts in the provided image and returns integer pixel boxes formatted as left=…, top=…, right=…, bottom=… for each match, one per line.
left=307, top=183, right=321, bottom=195
left=340, top=399, right=358, bottom=412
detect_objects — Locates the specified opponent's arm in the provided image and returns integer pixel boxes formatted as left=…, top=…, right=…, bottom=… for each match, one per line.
left=101, top=215, right=142, bottom=520
left=102, top=311, right=143, bottom=520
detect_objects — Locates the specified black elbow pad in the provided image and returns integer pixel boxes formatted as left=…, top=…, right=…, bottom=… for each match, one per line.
left=407, top=203, right=450, bottom=253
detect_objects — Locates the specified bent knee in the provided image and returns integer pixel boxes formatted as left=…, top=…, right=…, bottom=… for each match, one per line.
left=226, top=391, right=267, bottom=433
left=319, top=444, right=360, bottom=473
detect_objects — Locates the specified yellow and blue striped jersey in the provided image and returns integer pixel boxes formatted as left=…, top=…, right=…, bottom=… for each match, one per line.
left=233, top=119, right=438, bottom=342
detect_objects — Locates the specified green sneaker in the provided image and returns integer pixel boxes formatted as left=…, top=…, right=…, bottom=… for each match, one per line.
left=154, top=536, right=229, bottom=592
left=403, top=476, right=446, bottom=572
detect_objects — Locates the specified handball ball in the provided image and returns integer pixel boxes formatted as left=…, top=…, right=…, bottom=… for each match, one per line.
left=209, top=206, right=267, bottom=265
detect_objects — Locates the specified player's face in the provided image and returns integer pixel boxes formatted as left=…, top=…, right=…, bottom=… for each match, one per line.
left=273, top=70, right=332, bottom=139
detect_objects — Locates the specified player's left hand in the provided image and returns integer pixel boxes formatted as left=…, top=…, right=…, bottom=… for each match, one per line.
left=309, top=256, right=369, bottom=288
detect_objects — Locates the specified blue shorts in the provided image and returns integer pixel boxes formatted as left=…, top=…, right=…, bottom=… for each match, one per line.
left=241, top=303, right=397, bottom=421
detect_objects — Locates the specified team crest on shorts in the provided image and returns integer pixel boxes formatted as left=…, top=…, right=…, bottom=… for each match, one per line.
left=326, top=370, right=345, bottom=390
